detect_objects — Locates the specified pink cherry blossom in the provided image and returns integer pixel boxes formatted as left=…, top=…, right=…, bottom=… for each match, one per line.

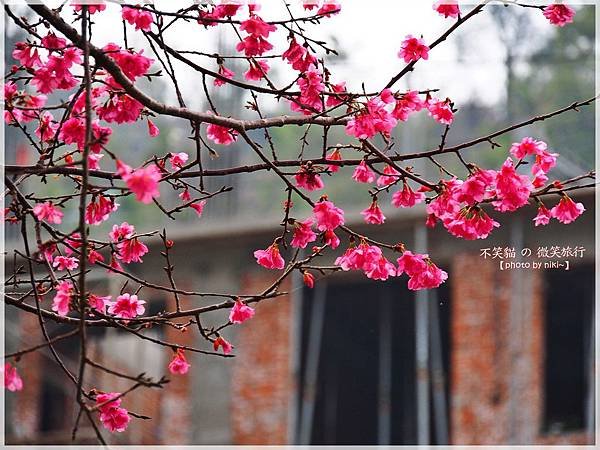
left=52, top=281, right=73, bottom=316
left=229, top=300, right=255, bottom=324
left=550, top=195, right=585, bottom=224
left=147, top=119, right=160, bottom=137
left=397, top=251, right=447, bottom=290
left=326, top=148, right=343, bottom=173
left=392, top=182, right=426, bottom=208
left=346, top=97, right=397, bottom=139
left=35, top=112, right=58, bottom=143
left=313, top=199, right=345, bottom=231
left=168, top=349, right=191, bottom=375
left=325, top=81, right=348, bottom=108
left=427, top=98, right=454, bottom=125
left=433, top=0, right=460, bottom=18
left=110, top=222, right=135, bottom=242
left=543, top=4, right=575, bottom=27
left=207, top=123, right=238, bottom=145
left=392, top=90, right=425, bottom=121
left=295, top=167, right=324, bottom=191
left=236, top=15, right=276, bottom=57
left=213, top=336, right=233, bottom=354
left=88, top=294, right=111, bottom=314
left=377, top=165, right=401, bottom=187
left=493, top=158, right=533, bottom=212
left=318, top=0, right=341, bottom=16
left=445, top=208, right=500, bottom=240
left=244, top=60, right=270, bottom=81
left=86, top=195, right=118, bottom=225
left=509, top=137, right=547, bottom=160
left=352, top=161, right=376, bottom=184
left=291, top=218, right=317, bottom=249
left=12, top=42, right=42, bottom=68
left=303, top=271, right=315, bottom=288
left=170, top=152, right=189, bottom=169
left=96, top=392, right=131, bottom=433
left=73, top=1, right=106, bottom=14
left=122, top=6, right=153, bottom=31
left=214, top=65, right=235, bottom=87
left=4, top=363, right=23, bottom=392
left=190, top=200, right=207, bottom=218
left=361, top=201, right=386, bottom=225
left=254, top=243, right=285, bottom=270
left=179, top=189, right=192, bottom=202
left=52, top=256, right=79, bottom=271
left=398, top=35, right=429, bottom=63
left=118, top=162, right=161, bottom=204
left=290, top=68, right=325, bottom=114
left=108, top=293, right=146, bottom=319
left=533, top=204, right=552, bottom=226
left=324, top=229, right=340, bottom=249
left=455, top=169, right=496, bottom=205
left=117, top=237, right=149, bottom=264
left=88, top=249, right=105, bottom=265
left=283, top=39, right=317, bottom=73
left=33, top=201, right=63, bottom=224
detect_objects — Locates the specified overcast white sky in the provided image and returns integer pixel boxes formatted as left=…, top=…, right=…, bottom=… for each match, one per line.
left=7, top=1, right=556, bottom=111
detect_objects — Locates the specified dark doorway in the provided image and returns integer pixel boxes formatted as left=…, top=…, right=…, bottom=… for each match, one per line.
left=297, top=277, right=451, bottom=444
left=543, top=264, right=595, bottom=434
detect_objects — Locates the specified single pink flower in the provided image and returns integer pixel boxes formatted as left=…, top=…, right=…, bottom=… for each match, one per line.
left=392, top=182, right=426, bottom=208
left=426, top=98, right=454, bottom=125
left=52, top=256, right=79, bottom=271
left=119, top=162, right=161, bottom=204
left=550, top=195, right=585, bottom=224
left=313, top=199, right=345, bottom=231
left=229, top=300, right=255, bottom=324
left=455, top=169, right=496, bottom=205
left=33, top=201, right=63, bottom=224
left=493, top=158, right=533, bottom=212
left=108, top=293, right=146, bottom=319
left=190, top=200, right=207, bottom=218
left=392, top=90, right=424, bottom=121
left=324, top=229, right=340, bottom=249
left=303, top=271, right=315, bottom=288
left=533, top=204, right=552, bottom=226
left=254, top=243, right=285, bottom=270
left=352, top=160, right=376, bottom=184
left=377, top=165, right=401, bottom=187
left=509, top=137, right=547, bottom=160
left=52, top=281, right=73, bottom=316
left=207, top=123, right=238, bottom=145
left=398, top=35, right=429, bottom=63
left=295, top=168, right=324, bottom=191
left=147, top=119, right=160, bottom=137
left=109, top=222, right=135, bottom=242
left=122, top=6, right=153, bottom=31
left=170, top=152, right=189, bottom=169
left=168, top=349, right=191, bottom=375
left=543, top=4, right=575, bottom=27
left=85, top=195, right=118, bottom=225
left=214, top=65, right=235, bottom=87
left=88, top=294, right=111, bottom=314
left=291, top=218, right=317, bottom=249
left=433, top=0, right=460, bottom=18
left=361, top=201, right=386, bottom=225
left=244, top=59, right=270, bottom=81
left=116, top=237, right=148, bottom=264
left=4, top=363, right=23, bottom=392
left=96, top=392, right=131, bottom=433
left=213, top=336, right=233, bottom=355
left=326, top=148, right=343, bottom=173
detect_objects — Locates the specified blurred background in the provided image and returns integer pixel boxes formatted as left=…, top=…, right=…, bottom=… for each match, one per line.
left=4, top=2, right=596, bottom=445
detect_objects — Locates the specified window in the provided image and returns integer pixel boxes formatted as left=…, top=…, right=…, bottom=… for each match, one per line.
left=543, top=264, right=594, bottom=433
left=297, top=277, right=451, bottom=444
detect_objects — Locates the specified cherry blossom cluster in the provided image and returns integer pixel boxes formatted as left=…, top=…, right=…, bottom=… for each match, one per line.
left=3, top=0, right=592, bottom=442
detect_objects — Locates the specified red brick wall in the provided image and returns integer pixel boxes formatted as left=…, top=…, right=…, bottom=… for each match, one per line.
left=230, top=273, right=293, bottom=445
left=449, top=252, right=589, bottom=445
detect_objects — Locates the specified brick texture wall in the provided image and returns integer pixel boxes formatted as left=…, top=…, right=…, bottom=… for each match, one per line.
left=230, top=273, right=293, bottom=445
left=450, top=252, right=589, bottom=445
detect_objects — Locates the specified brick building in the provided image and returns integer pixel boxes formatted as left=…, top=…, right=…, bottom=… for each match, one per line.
left=5, top=190, right=595, bottom=445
